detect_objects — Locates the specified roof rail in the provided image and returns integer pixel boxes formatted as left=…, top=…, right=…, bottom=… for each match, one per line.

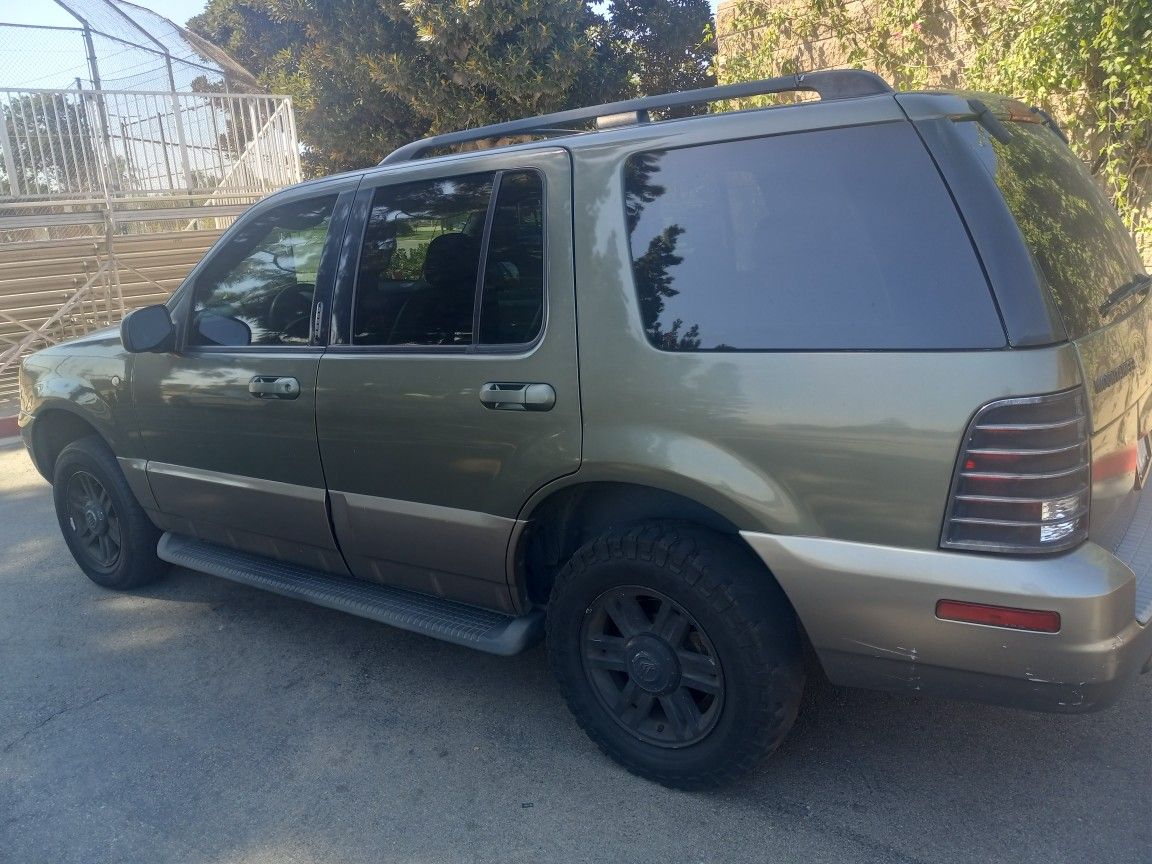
left=379, top=69, right=893, bottom=165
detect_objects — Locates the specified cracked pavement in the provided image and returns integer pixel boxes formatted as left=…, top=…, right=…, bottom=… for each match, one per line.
left=1, top=439, right=1149, bottom=864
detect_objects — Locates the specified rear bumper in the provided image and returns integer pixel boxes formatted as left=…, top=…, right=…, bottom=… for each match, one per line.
left=742, top=519, right=1152, bottom=713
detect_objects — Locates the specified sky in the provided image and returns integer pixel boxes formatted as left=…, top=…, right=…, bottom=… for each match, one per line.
left=1, top=0, right=209, bottom=29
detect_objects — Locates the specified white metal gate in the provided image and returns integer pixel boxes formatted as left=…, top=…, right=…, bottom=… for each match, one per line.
left=0, top=87, right=300, bottom=403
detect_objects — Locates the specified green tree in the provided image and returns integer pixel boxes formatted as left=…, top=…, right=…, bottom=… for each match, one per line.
left=189, top=0, right=423, bottom=175
left=1, top=93, right=102, bottom=197
left=716, top=0, right=1152, bottom=259
left=608, top=0, right=715, bottom=108
left=188, top=0, right=712, bottom=176
left=966, top=0, right=1152, bottom=253
left=372, top=0, right=622, bottom=135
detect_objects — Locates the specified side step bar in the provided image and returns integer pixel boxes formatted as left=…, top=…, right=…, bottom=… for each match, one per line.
left=157, top=533, right=543, bottom=656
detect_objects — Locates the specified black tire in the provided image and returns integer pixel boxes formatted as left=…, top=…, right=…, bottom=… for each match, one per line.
left=52, top=436, right=167, bottom=590
left=547, top=522, right=804, bottom=789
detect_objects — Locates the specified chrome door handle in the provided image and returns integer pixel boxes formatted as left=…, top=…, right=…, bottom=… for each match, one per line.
left=248, top=376, right=301, bottom=399
left=479, top=382, right=555, bottom=411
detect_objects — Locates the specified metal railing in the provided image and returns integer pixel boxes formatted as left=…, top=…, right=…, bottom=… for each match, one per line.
left=0, top=221, right=230, bottom=403
left=0, top=4, right=299, bottom=407
left=0, top=85, right=301, bottom=405
left=1, top=87, right=298, bottom=201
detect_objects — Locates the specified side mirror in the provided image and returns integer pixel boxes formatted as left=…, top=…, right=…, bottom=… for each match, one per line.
left=121, top=304, right=175, bottom=353
left=195, top=313, right=252, bottom=347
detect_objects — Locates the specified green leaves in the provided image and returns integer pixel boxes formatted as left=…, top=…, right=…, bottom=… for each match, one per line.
left=188, top=0, right=713, bottom=175
left=718, top=0, right=1152, bottom=262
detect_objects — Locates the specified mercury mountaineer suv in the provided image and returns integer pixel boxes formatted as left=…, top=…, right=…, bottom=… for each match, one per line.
left=19, top=70, right=1152, bottom=788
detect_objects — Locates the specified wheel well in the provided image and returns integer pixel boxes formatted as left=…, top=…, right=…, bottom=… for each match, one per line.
left=30, top=410, right=101, bottom=481
left=518, top=482, right=744, bottom=606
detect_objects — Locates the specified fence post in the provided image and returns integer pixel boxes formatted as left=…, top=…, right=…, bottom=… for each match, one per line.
left=0, top=104, right=20, bottom=197
left=80, top=23, right=119, bottom=197
left=157, top=113, right=175, bottom=190
left=285, top=97, right=302, bottom=183
left=164, top=56, right=194, bottom=195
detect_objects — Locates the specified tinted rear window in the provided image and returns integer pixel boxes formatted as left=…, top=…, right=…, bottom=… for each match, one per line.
left=960, top=117, right=1146, bottom=339
left=623, top=122, right=1005, bottom=351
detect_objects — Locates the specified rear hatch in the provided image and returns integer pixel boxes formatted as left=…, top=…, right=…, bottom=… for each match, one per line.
left=971, top=110, right=1152, bottom=536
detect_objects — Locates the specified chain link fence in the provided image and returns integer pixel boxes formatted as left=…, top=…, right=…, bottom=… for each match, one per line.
left=0, top=0, right=300, bottom=407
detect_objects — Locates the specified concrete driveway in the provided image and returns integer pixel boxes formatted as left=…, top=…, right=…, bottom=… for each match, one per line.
left=1, top=439, right=1149, bottom=864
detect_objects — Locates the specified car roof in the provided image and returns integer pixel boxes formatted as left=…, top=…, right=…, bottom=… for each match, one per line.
left=281, top=73, right=1022, bottom=194
left=377, top=70, right=894, bottom=168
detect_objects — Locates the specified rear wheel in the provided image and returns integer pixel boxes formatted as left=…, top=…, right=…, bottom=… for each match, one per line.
left=52, top=436, right=167, bottom=590
left=547, top=522, right=804, bottom=789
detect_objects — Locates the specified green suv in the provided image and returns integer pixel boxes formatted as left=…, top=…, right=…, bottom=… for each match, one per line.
left=18, top=71, right=1152, bottom=788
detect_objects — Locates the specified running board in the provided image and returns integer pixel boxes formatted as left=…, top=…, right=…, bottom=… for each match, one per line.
left=157, top=533, right=543, bottom=656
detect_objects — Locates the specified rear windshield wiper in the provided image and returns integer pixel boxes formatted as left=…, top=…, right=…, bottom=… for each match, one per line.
left=1099, top=273, right=1152, bottom=317
left=1029, top=106, right=1069, bottom=144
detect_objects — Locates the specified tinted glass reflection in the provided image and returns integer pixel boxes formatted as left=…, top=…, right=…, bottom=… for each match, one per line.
left=191, top=195, right=337, bottom=347
left=354, top=174, right=493, bottom=346
left=959, top=116, right=1146, bottom=338
left=479, top=171, right=545, bottom=345
left=624, top=123, right=1005, bottom=351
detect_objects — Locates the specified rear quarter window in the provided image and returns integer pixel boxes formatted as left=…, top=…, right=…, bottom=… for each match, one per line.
left=956, top=117, right=1146, bottom=339
left=623, top=122, right=1006, bottom=351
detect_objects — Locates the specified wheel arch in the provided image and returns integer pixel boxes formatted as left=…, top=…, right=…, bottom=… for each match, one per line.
left=513, top=480, right=767, bottom=607
left=28, top=407, right=107, bottom=481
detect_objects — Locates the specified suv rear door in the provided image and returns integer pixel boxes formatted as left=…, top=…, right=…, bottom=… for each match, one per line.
left=939, top=110, right=1152, bottom=534
left=316, top=148, right=579, bottom=613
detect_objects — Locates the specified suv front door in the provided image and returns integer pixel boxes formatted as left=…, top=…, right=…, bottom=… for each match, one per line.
left=131, top=179, right=357, bottom=572
left=317, top=149, right=579, bottom=613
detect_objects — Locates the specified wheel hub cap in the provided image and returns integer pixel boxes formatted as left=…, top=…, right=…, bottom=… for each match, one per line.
left=626, top=634, right=680, bottom=694
left=83, top=506, right=106, bottom=535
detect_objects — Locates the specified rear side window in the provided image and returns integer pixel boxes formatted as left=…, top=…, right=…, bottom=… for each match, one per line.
left=623, top=123, right=1005, bottom=351
left=353, top=170, right=544, bottom=347
left=480, top=171, right=545, bottom=344
left=958, top=118, right=1146, bottom=339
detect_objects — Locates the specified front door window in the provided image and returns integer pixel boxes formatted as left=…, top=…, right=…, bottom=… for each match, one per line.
left=190, top=195, right=338, bottom=347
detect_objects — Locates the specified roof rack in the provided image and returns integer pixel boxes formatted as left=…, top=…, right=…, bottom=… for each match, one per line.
left=379, top=69, right=893, bottom=165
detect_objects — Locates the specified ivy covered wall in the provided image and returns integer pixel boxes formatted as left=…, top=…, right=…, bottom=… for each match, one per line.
left=716, top=0, right=1152, bottom=264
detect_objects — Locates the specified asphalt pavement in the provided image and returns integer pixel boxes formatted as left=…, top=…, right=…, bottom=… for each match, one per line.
left=1, top=439, right=1149, bottom=864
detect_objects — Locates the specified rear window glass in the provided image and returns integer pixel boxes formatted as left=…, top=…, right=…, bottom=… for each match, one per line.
left=959, top=117, right=1146, bottom=339
left=623, top=122, right=1004, bottom=351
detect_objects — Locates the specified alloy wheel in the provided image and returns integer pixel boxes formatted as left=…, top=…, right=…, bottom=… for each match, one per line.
left=65, top=470, right=122, bottom=571
left=580, top=586, right=724, bottom=748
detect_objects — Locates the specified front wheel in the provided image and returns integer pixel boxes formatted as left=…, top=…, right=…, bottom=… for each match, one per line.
left=53, top=436, right=168, bottom=590
left=547, top=522, right=805, bottom=789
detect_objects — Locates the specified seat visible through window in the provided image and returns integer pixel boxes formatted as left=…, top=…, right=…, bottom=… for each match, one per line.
left=351, top=169, right=545, bottom=347
left=387, top=232, right=480, bottom=345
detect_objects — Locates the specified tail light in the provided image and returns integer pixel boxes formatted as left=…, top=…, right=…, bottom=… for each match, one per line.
left=942, top=388, right=1089, bottom=554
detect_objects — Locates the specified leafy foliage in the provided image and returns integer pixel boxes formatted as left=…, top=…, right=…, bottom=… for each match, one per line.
left=609, top=0, right=716, bottom=112
left=188, top=0, right=714, bottom=176
left=967, top=0, right=1152, bottom=256
left=717, top=0, right=1152, bottom=259
left=388, top=242, right=430, bottom=282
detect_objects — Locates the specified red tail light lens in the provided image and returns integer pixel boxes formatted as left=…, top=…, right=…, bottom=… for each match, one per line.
left=942, top=389, right=1089, bottom=554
